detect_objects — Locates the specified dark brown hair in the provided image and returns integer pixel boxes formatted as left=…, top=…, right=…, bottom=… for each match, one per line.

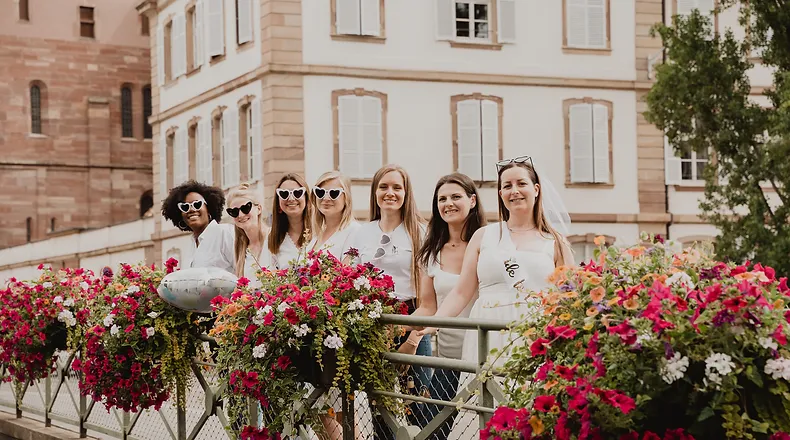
left=268, top=173, right=313, bottom=255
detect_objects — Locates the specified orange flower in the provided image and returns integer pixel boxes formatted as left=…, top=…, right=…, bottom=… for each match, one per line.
left=543, top=380, right=558, bottom=390
left=607, top=297, right=620, bottom=307
left=113, top=283, right=125, bottom=291
left=545, top=292, right=562, bottom=305
left=563, top=290, right=579, bottom=299
left=625, top=246, right=645, bottom=258
left=590, top=286, right=606, bottom=303
left=550, top=405, right=561, bottom=414
left=774, top=299, right=784, bottom=310
left=593, top=235, right=606, bottom=246
left=559, top=313, right=571, bottom=321
left=327, top=408, right=336, bottom=418
left=623, top=297, right=639, bottom=310
left=529, top=416, right=545, bottom=435
left=588, top=276, right=603, bottom=286
left=586, top=306, right=599, bottom=317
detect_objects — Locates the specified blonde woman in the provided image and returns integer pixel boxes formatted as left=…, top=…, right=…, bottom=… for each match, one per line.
left=344, top=164, right=431, bottom=434
left=308, top=171, right=361, bottom=257
left=264, top=173, right=313, bottom=270
left=226, top=184, right=268, bottom=288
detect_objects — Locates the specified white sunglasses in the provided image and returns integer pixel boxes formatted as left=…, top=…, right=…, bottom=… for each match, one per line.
left=276, top=187, right=306, bottom=200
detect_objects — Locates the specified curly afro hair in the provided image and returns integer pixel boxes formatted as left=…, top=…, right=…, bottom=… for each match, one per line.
left=161, top=180, right=226, bottom=232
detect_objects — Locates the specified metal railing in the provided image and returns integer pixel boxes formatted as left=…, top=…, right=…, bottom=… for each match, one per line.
left=0, top=314, right=512, bottom=440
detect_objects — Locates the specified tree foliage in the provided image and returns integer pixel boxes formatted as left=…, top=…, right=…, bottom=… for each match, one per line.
left=645, top=0, right=790, bottom=275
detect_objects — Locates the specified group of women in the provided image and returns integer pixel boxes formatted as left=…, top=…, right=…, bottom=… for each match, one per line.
left=160, top=156, right=575, bottom=440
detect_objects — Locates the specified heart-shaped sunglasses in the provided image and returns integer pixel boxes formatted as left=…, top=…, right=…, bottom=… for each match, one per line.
left=313, top=187, right=345, bottom=200
left=276, top=187, right=306, bottom=200
left=177, top=200, right=204, bottom=213
left=226, top=201, right=255, bottom=218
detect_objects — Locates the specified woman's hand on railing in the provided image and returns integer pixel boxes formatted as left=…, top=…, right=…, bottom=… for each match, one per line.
left=415, top=327, right=437, bottom=336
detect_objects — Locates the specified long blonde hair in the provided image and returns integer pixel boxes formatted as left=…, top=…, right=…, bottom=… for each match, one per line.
left=312, top=171, right=354, bottom=236
left=497, top=162, right=570, bottom=263
left=268, top=173, right=313, bottom=255
left=369, top=165, right=425, bottom=301
left=227, top=183, right=266, bottom=278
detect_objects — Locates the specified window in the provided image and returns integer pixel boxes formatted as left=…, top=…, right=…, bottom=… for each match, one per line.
left=164, top=130, right=176, bottom=192
left=665, top=137, right=710, bottom=184
left=139, top=190, right=154, bottom=217
left=171, top=13, right=187, bottom=79
left=332, top=90, right=387, bottom=181
left=26, top=217, right=32, bottom=243
left=141, top=14, right=150, bottom=36
left=435, top=0, right=515, bottom=46
left=187, top=3, right=204, bottom=71
left=569, top=234, right=615, bottom=265
left=19, top=0, right=30, bottom=21
left=30, top=84, right=42, bottom=134
left=79, top=6, right=95, bottom=39
left=674, top=0, right=717, bottom=36
left=206, top=0, right=225, bottom=58
left=210, top=110, right=224, bottom=185
left=451, top=95, right=502, bottom=182
left=121, top=85, right=133, bottom=138
left=236, top=0, right=253, bottom=45
left=333, top=0, right=384, bottom=38
left=142, top=86, right=152, bottom=139
left=564, top=98, right=613, bottom=185
left=50, top=217, right=56, bottom=233
left=221, top=108, right=240, bottom=188
left=161, top=20, right=173, bottom=84
left=197, top=118, right=213, bottom=184
left=173, top=128, right=189, bottom=186
left=237, top=97, right=262, bottom=182
left=564, top=0, right=609, bottom=51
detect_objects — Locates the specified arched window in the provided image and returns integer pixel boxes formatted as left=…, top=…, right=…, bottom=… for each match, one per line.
left=121, top=85, right=133, bottom=138
left=30, top=84, right=42, bottom=134
left=142, top=85, right=152, bottom=139
left=26, top=217, right=32, bottom=242
left=139, top=189, right=154, bottom=217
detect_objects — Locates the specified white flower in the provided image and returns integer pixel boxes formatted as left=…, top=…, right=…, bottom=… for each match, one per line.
left=346, top=314, right=360, bottom=324
left=252, top=344, right=268, bottom=359
left=765, top=358, right=790, bottom=381
left=704, top=352, right=735, bottom=388
left=353, top=277, right=371, bottom=291
left=660, top=352, right=690, bottom=384
left=292, top=324, right=311, bottom=337
left=63, top=298, right=74, bottom=308
left=348, top=299, right=364, bottom=311
left=759, top=336, right=778, bottom=351
left=147, top=312, right=159, bottom=319
left=125, top=285, right=140, bottom=295
left=277, top=302, right=290, bottom=313
left=252, top=306, right=272, bottom=325
left=730, top=325, right=746, bottom=336
left=53, top=296, right=63, bottom=303
left=372, top=300, right=382, bottom=312
left=323, top=334, right=344, bottom=350
left=57, top=310, right=76, bottom=327
left=368, top=310, right=381, bottom=319
left=42, top=282, right=53, bottom=289
left=666, top=271, right=695, bottom=289
left=145, top=327, right=155, bottom=338
left=80, top=281, right=90, bottom=290
left=636, top=332, right=652, bottom=345
left=103, top=314, right=116, bottom=327
left=110, top=324, right=119, bottom=336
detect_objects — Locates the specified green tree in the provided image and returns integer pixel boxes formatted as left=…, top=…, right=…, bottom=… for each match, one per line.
left=645, top=1, right=790, bottom=275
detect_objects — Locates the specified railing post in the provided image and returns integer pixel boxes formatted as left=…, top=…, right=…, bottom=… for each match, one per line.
left=45, top=375, right=52, bottom=427
left=177, top=380, right=187, bottom=440
left=122, top=411, right=130, bottom=440
left=79, top=391, right=87, bottom=438
left=477, top=327, right=493, bottom=429
left=341, top=391, right=355, bottom=440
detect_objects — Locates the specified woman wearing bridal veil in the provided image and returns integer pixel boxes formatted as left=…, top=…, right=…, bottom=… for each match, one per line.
left=416, top=156, right=573, bottom=440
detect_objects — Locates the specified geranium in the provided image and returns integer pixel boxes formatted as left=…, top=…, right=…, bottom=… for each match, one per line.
left=484, top=233, right=790, bottom=439
left=0, top=266, right=96, bottom=390
left=211, top=249, right=406, bottom=436
left=72, top=259, right=196, bottom=412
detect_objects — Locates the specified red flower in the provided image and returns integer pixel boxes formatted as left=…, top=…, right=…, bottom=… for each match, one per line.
left=608, top=321, right=637, bottom=345
left=643, top=433, right=662, bottom=440
left=662, top=428, right=695, bottom=440
left=242, top=371, right=259, bottom=389
left=547, top=325, right=577, bottom=340
left=723, top=297, right=747, bottom=313
left=774, top=325, right=788, bottom=346
left=530, top=338, right=550, bottom=356
left=284, top=307, right=300, bottom=325
left=275, top=355, right=292, bottom=371
left=555, top=364, right=577, bottom=381
left=769, top=433, right=790, bottom=440
left=533, top=395, right=556, bottom=412
left=536, top=360, right=554, bottom=381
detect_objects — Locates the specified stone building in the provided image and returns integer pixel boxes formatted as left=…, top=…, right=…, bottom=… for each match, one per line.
left=0, top=0, right=153, bottom=251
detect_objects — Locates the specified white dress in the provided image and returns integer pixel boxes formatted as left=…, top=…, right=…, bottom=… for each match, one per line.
left=428, top=253, right=477, bottom=360
left=449, top=223, right=556, bottom=440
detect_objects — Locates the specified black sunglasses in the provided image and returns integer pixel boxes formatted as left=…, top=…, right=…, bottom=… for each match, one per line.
left=226, top=201, right=254, bottom=218
left=177, top=200, right=204, bottom=213
left=496, top=155, right=534, bottom=171
left=276, top=187, right=306, bottom=200
left=313, top=187, right=344, bottom=200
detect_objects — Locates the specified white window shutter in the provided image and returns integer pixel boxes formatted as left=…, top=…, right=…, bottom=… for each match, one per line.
left=435, top=0, right=453, bottom=40
left=338, top=96, right=361, bottom=178
left=676, top=0, right=698, bottom=15
left=336, top=0, right=361, bottom=35
left=569, top=103, right=594, bottom=183
left=197, top=119, right=213, bottom=184
left=360, top=0, right=380, bottom=37
left=177, top=14, right=188, bottom=76
left=496, top=0, right=516, bottom=43
left=237, top=0, right=253, bottom=44
left=250, top=99, right=262, bottom=181
left=157, top=26, right=165, bottom=85
left=456, top=100, right=483, bottom=181
left=195, top=0, right=205, bottom=66
left=664, top=137, right=682, bottom=184
left=480, top=100, right=499, bottom=181
left=159, top=136, right=167, bottom=195
left=592, top=104, right=610, bottom=183
left=361, top=96, right=383, bottom=177
left=173, top=128, right=188, bottom=185
left=587, top=0, right=606, bottom=48
left=225, top=109, right=240, bottom=187
left=566, top=0, right=587, bottom=47
left=207, top=0, right=224, bottom=57
left=170, top=20, right=178, bottom=79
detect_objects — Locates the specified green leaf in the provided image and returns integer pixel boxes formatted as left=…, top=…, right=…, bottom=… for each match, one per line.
left=697, top=406, right=716, bottom=422
left=745, top=365, right=764, bottom=387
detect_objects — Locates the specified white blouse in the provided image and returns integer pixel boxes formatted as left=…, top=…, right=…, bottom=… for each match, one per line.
left=307, top=221, right=361, bottom=259
left=241, top=249, right=264, bottom=289
left=261, top=234, right=301, bottom=271
left=427, top=253, right=477, bottom=360
left=346, top=221, right=424, bottom=301
left=189, top=220, right=236, bottom=274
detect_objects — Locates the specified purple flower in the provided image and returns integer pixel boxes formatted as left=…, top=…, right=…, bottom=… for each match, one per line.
left=712, top=311, right=735, bottom=327
left=664, top=341, right=674, bottom=359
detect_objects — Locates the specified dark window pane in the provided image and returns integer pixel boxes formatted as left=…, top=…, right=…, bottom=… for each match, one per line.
left=141, top=15, right=150, bottom=36
left=121, top=87, right=133, bottom=138
left=681, top=162, right=692, bottom=180
left=19, top=0, right=29, bottom=21
left=455, top=20, right=470, bottom=37
left=80, top=22, right=95, bottom=38
left=26, top=217, right=32, bottom=242
left=30, top=85, right=41, bottom=134
left=474, top=4, right=488, bottom=20
left=143, top=86, right=152, bottom=139
left=455, top=3, right=469, bottom=19
left=475, top=22, right=488, bottom=38
left=696, top=162, right=706, bottom=179
left=696, top=146, right=709, bottom=159
left=79, top=6, right=93, bottom=20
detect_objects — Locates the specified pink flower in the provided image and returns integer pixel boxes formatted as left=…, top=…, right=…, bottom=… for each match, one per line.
left=608, top=322, right=637, bottom=345
left=533, top=395, right=556, bottom=412
left=774, top=325, right=788, bottom=346
left=547, top=325, right=577, bottom=340
left=530, top=338, right=550, bottom=357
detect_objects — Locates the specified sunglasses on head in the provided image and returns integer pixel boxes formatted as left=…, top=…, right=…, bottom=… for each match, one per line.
left=496, top=155, right=534, bottom=171
left=313, top=187, right=345, bottom=200
left=276, top=187, right=306, bottom=200
left=177, top=200, right=205, bottom=213
left=226, top=201, right=254, bottom=218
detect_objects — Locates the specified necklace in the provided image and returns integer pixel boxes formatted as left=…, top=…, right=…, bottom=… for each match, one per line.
left=447, top=240, right=463, bottom=248
left=508, top=225, right=536, bottom=233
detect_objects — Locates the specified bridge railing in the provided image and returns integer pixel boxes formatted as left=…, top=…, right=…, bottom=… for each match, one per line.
left=0, top=314, right=512, bottom=440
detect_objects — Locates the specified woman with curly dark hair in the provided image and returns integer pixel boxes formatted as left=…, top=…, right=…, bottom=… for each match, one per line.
left=161, top=180, right=235, bottom=274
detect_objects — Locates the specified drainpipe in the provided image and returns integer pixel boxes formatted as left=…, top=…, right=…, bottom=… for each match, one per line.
left=661, top=0, right=673, bottom=240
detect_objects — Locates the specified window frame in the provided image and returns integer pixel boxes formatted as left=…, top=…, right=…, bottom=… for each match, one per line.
left=568, top=233, right=616, bottom=264
left=30, top=82, right=45, bottom=135
left=450, top=93, right=504, bottom=187
left=165, top=127, right=178, bottom=191
left=330, top=0, right=386, bottom=43
left=331, top=88, right=388, bottom=184
left=186, top=5, right=196, bottom=72
left=563, top=97, right=615, bottom=188
left=672, top=0, right=719, bottom=37
left=453, top=0, right=492, bottom=42
left=163, top=18, right=174, bottom=83
left=436, top=0, right=514, bottom=50
left=562, top=0, right=612, bottom=54
left=121, top=85, right=134, bottom=139
left=79, top=6, right=95, bottom=39
left=142, top=85, right=153, bottom=139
